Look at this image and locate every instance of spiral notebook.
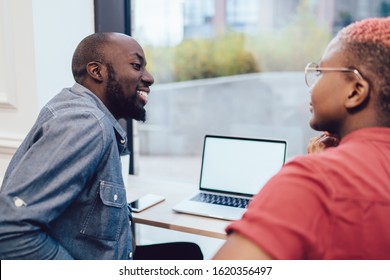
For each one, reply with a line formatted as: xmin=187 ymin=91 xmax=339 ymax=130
xmin=173 ymin=135 xmax=287 ymax=220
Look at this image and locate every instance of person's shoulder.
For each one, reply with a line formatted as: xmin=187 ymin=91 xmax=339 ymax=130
xmin=284 ymin=148 xmax=344 ymax=173
xmin=45 ymin=87 xmax=106 ymax=121
xmin=285 ymin=152 xmax=328 ymax=166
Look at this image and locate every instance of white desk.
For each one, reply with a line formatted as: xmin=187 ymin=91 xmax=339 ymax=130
xmin=125 ymin=175 xmax=230 ymax=240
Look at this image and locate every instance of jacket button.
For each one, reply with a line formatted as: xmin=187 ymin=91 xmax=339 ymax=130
xmin=14 ymin=197 xmax=26 ymax=207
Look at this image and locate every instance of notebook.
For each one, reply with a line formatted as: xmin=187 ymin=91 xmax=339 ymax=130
xmin=172 ymin=134 xmax=287 ymax=220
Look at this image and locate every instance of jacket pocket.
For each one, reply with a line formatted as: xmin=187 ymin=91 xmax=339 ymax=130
xmin=81 ymin=180 xmax=127 ymax=241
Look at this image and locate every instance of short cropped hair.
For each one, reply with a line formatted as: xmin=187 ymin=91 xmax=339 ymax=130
xmin=71 ymin=33 xmax=111 ymax=83
xmin=337 ymin=17 xmax=390 ymax=120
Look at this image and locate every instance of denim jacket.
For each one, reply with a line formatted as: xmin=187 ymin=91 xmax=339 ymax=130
xmin=0 ymin=83 xmax=134 ymax=259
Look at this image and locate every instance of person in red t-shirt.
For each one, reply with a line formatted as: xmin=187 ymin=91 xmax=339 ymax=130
xmin=213 ymin=17 xmax=390 ymax=260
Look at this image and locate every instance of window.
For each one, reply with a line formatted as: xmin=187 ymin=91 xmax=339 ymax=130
xmin=226 ymin=0 xmax=259 ymax=32
xmin=131 ymin=0 xmax=390 ymax=183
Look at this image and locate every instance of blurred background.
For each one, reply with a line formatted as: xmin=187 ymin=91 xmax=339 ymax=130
xmin=130 ymin=0 xmax=390 ymax=183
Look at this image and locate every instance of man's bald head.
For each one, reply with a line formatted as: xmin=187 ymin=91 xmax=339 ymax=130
xmin=71 ymin=32 xmax=112 ymax=84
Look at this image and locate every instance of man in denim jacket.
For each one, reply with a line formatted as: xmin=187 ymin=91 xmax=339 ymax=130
xmin=0 ymin=33 xmax=154 ymax=259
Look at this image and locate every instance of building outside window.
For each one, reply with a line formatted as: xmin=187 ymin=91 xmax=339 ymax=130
xmin=131 ymin=0 xmax=390 ymax=183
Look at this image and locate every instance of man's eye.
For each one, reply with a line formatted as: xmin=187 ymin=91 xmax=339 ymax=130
xmin=315 ymin=69 xmax=321 ymax=77
xmin=131 ymin=63 xmax=141 ymax=70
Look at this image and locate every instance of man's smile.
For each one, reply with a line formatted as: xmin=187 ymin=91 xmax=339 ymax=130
xmin=137 ymin=90 xmax=149 ymax=105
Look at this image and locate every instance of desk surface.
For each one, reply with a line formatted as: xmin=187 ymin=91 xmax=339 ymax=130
xmin=125 ymin=175 xmax=230 ymax=239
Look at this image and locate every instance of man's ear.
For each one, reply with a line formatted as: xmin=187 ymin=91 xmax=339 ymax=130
xmin=86 ymin=61 xmax=105 ymax=82
xmin=345 ymin=79 xmax=370 ymax=109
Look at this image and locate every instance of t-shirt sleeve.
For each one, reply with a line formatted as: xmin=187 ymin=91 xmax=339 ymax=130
xmin=226 ymin=157 xmax=332 ymax=259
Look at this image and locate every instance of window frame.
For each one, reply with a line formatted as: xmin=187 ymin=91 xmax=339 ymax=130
xmin=94 ymin=0 xmax=135 ymax=174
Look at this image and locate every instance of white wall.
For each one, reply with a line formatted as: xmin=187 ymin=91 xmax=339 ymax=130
xmin=0 ymin=0 xmax=95 ymax=178
xmin=32 ymin=0 xmax=95 ymax=108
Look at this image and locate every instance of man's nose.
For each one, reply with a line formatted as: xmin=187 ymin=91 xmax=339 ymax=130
xmin=142 ymin=69 xmax=154 ymax=86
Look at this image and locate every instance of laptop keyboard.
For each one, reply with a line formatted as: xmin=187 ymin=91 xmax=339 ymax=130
xmin=191 ymin=193 xmax=250 ymax=209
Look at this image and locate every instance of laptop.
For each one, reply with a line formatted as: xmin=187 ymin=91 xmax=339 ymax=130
xmin=172 ymin=135 xmax=287 ymax=220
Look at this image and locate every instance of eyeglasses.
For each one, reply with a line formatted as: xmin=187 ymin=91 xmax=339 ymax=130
xmin=304 ymin=62 xmax=365 ymax=88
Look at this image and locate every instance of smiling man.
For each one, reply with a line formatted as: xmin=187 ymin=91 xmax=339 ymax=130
xmin=0 ymin=33 xmax=153 ymax=259
xmin=72 ymin=32 xmax=153 ymax=121
xmin=213 ymin=17 xmax=390 ymax=260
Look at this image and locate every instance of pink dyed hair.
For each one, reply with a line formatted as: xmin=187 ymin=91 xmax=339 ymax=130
xmin=338 ymin=17 xmax=390 ymax=47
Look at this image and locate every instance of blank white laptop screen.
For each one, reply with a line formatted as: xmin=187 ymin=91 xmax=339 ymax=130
xmin=200 ymin=135 xmax=287 ymax=196
xmin=172 ymin=135 xmax=287 ymax=220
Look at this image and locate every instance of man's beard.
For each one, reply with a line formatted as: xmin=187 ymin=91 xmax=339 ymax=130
xmin=106 ymin=64 xmax=146 ymax=121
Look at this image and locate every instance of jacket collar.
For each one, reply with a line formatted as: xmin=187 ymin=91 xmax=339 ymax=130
xmin=71 ymin=83 xmax=128 ymax=143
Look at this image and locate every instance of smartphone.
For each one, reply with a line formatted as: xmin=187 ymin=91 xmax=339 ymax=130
xmin=129 ymin=194 xmax=165 ymax=212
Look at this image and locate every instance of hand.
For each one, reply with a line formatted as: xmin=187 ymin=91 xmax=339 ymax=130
xmin=307 ymin=131 xmax=339 ymax=154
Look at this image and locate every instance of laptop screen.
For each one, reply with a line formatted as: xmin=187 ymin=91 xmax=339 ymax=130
xmin=199 ymin=135 xmax=287 ymax=197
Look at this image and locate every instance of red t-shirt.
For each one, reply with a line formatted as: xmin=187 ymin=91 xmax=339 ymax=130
xmin=227 ymin=127 xmax=390 ymax=259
